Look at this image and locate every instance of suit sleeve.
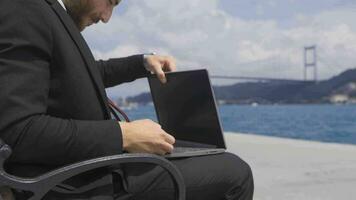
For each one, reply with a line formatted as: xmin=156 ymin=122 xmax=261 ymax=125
xmin=0 ymin=1 xmax=122 ymax=166
xmin=96 ymin=56 xmax=150 ymax=88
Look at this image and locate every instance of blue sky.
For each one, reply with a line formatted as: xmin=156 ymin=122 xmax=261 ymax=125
xmin=83 ymin=0 xmax=356 ymax=98
xmin=220 ymin=0 xmax=348 ymax=22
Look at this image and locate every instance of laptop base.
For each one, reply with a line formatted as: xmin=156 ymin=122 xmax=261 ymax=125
xmin=164 ymin=148 xmax=225 ymax=159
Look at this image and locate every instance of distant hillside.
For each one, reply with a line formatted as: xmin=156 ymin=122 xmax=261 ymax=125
xmin=214 ymin=68 xmax=356 ymax=104
xmin=126 ymin=92 xmax=152 ymax=104
xmin=294 ymin=69 xmax=356 ymax=101
xmin=213 ymin=81 xmax=312 ymax=104
xmin=125 ymin=68 xmax=356 ymax=104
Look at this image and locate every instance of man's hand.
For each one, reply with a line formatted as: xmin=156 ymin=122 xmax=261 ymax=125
xmin=144 ymin=55 xmax=176 ymax=83
xmin=119 ymin=119 xmax=176 ymax=155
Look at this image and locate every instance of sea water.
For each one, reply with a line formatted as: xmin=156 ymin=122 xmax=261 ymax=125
xmin=124 ymin=104 xmax=356 ymax=145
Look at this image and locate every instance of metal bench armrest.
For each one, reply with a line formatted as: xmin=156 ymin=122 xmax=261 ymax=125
xmin=0 ymin=144 xmax=185 ymax=200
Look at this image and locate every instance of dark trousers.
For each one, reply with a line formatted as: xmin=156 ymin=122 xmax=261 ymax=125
xmin=118 ymin=152 xmax=254 ymax=200
xmin=29 ymin=152 xmax=253 ymax=200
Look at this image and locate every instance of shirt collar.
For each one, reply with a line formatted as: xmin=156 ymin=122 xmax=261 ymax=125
xmin=57 ymin=0 xmax=67 ymax=11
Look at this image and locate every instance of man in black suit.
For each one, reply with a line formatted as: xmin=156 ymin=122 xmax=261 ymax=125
xmin=0 ymin=0 xmax=254 ymax=199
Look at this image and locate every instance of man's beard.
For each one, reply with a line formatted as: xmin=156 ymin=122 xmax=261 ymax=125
xmin=63 ymin=0 xmax=93 ymax=31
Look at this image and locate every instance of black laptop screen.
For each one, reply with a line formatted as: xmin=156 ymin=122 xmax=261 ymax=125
xmin=148 ymin=69 xmax=225 ymax=148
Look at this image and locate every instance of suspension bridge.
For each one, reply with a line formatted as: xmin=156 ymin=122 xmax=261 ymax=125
xmin=209 ymin=46 xmax=342 ymax=84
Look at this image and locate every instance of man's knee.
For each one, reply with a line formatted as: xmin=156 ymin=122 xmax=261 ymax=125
xmin=221 ymin=153 xmax=254 ymax=200
xmin=221 ymin=152 xmax=253 ymax=185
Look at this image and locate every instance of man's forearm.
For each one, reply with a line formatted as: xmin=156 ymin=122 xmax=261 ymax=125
xmin=96 ymin=55 xmax=149 ymax=88
xmin=3 ymin=115 xmax=122 ymax=166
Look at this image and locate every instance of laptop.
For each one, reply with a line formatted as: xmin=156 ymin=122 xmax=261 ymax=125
xmin=148 ymin=69 xmax=227 ymax=158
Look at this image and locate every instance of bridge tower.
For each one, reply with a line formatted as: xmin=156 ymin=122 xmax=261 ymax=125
xmin=304 ymin=45 xmax=318 ymax=82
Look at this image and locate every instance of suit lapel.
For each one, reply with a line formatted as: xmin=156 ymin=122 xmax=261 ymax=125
xmin=45 ymin=0 xmax=111 ymax=118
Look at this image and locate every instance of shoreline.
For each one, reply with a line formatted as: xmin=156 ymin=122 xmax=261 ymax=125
xmin=224 ymin=132 xmax=356 ymax=200
xmin=227 ymin=132 xmax=356 ymax=147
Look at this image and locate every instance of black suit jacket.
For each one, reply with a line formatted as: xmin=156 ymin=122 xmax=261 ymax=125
xmin=0 ymin=0 xmax=148 ymax=176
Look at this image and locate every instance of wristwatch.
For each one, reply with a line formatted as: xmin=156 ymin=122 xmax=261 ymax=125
xmin=143 ymin=52 xmax=156 ymax=59
xmin=143 ymin=52 xmax=156 ymax=71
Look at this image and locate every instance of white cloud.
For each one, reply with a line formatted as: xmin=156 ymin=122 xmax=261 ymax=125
xmin=92 ymin=45 xmax=140 ymax=60
xmin=83 ymin=0 xmax=356 ymax=97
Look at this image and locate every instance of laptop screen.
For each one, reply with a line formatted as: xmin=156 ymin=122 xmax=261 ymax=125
xmin=148 ymin=69 xmax=226 ymax=148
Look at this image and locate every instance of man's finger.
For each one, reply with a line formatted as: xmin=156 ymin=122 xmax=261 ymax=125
xmin=158 ymin=72 xmax=167 ymax=84
xmin=163 ymin=56 xmax=176 ymax=72
xmin=154 ymin=142 xmax=173 ymax=155
xmin=151 ymin=62 xmax=167 ymax=83
xmin=160 ymin=142 xmax=174 ymax=154
xmin=163 ymin=133 xmax=176 ymax=145
xmin=153 ymin=66 xmax=167 ymax=84
xmin=154 ymin=149 xmax=166 ymax=156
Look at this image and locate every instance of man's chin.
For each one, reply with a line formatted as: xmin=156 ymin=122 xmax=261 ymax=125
xmin=78 ymin=22 xmax=88 ymax=32
xmin=79 ymin=26 xmax=86 ymax=31
xmin=79 ymin=23 xmax=94 ymax=31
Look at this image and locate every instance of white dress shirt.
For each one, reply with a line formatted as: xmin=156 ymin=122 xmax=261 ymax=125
xmin=57 ymin=0 xmax=67 ymax=11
